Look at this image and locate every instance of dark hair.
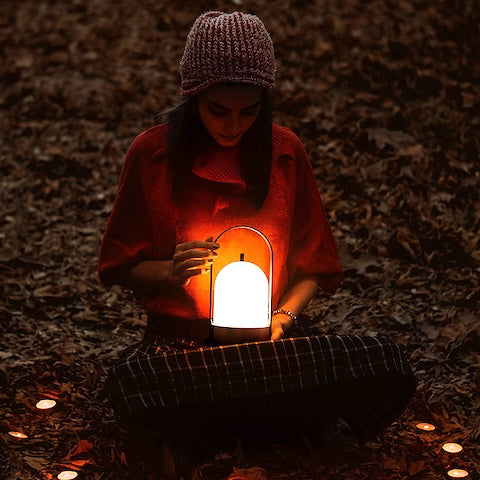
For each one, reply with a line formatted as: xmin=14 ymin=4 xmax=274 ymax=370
xmin=159 ymin=87 xmax=273 ymax=210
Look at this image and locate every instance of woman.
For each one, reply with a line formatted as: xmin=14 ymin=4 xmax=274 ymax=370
xmin=99 ymin=11 xmax=415 ymax=480
xmin=99 ymin=11 xmax=343 ymax=343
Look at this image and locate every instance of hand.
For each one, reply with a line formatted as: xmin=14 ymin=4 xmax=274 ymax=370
xmin=172 ymin=237 xmax=219 ymax=286
xmin=270 ymin=313 xmax=293 ymax=340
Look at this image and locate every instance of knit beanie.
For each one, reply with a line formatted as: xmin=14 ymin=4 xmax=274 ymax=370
xmin=180 ymin=11 xmax=275 ymax=96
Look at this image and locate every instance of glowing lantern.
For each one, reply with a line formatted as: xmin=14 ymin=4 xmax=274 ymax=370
xmin=210 ymin=226 xmax=272 ymax=344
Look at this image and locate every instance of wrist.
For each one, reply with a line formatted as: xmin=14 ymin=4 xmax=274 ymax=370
xmin=272 ymin=308 xmax=297 ymax=323
xmin=271 ymin=309 xmax=296 ymax=340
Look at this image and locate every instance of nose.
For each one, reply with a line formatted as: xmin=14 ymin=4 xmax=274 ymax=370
xmin=224 ymin=113 xmax=241 ymax=136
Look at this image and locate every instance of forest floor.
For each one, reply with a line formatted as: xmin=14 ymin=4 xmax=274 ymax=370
xmin=1 ymin=1 xmax=479 ymax=479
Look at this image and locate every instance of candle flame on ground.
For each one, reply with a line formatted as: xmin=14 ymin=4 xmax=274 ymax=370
xmin=8 ymin=431 xmax=28 ymax=439
xmin=36 ymin=399 xmax=56 ymax=410
xmin=442 ymin=443 xmax=463 ymax=453
xmin=415 ymin=422 xmax=436 ymax=431
xmin=57 ymin=471 xmax=78 ymax=480
xmin=447 ymin=469 xmax=469 ymax=478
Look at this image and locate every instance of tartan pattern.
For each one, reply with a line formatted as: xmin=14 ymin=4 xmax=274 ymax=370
xmin=106 ymin=334 xmax=416 ymax=440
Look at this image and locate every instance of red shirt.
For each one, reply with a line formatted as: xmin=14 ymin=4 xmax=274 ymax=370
xmin=99 ymin=123 xmax=342 ymax=338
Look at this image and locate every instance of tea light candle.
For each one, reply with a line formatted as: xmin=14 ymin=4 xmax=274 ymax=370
xmin=447 ymin=469 xmax=469 ymax=478
xmin=57 ymin=471 xmax=78 ymax=480
xmin=36 ymin=399 xmax=56 ymax=410
xmin=8 ymin=431 xmax=28 ymax=439
xmin=442 ymin=443 xmax=463 ymax=454
xmin=415 ymin=422 xmax=436 ymax=432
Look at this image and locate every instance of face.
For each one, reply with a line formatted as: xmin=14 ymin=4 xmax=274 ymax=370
xmin=197 ymin=84 xmax=262 ymax=147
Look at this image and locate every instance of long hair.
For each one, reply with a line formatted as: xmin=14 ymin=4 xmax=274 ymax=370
xmin=160 ymin=88 xmax=273 ymax=210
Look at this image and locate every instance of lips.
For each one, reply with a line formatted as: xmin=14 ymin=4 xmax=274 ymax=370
xmin=219 ymin=133 xmax=240 ymax=142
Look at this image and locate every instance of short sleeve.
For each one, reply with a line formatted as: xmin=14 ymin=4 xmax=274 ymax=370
xmin=287 ymin=137 xmax=343 ymax=293
xmin=98 ymin=134 xmax=156 ymax=287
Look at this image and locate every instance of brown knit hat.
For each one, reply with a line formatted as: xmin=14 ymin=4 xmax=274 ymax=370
xmin=180 ymin=11 xmax=275 ymax=96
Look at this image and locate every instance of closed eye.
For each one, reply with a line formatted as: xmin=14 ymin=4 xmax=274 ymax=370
xmin=209 ymin=106 xmax=227 ymax=116
xmin=241 ymin=106 xmax=260 ymax=116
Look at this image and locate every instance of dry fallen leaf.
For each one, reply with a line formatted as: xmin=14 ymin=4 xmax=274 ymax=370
xmin=2 ymin=1 xmax=478 ymax=480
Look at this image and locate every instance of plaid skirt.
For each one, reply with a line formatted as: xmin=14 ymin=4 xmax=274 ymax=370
xmin=105 ymin=320 xmax=416 ymax=443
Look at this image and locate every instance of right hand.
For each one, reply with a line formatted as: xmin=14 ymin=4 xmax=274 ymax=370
xmin=171 ymin=237 xmax=219 ymax=286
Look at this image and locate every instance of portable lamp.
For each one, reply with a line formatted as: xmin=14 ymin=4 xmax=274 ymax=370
xmin=210 ymin=226 xmax=273 ymax=344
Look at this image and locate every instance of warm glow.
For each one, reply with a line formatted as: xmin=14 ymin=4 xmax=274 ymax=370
xmin=8 ymin=431 xmax=28 ymax=439
xmin=447 ymin=469 xmax=469 ymax=478
xmin=213 ymin=256 xmax=270 ymax=328
xmin=36 ymin=399 xmax=57 ymax=410
xmin=57 ymin=472 xmax=78 ymax=480
xmin=415 ymin=422 xmax=436 ymax=431
xmin=442 ymin=443 xmax=463 ymax=453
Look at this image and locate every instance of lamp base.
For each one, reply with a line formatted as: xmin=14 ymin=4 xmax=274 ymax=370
xmin=212 ymin=326 xmax=271 ymax=345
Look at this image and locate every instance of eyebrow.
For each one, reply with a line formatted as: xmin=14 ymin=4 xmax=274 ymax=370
xmin=208 ymin=99 xmax=261 ymax=111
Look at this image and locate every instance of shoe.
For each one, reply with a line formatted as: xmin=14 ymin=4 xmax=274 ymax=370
xmin=227 ymin=466 xmax=271 ymax=480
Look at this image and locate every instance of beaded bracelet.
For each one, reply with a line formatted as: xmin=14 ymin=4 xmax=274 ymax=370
xmin=272 ymin=308 xmax=297 ymax=322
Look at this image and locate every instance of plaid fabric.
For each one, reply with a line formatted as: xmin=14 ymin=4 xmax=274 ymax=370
xmin=106 ymin=333 xmax=416 ymax=441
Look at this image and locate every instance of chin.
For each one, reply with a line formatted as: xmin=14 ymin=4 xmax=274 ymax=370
xmin=216 ymin=134 xmax=242 ymax=146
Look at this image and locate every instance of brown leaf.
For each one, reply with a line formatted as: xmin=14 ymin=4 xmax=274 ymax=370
xmin=23 ymin=455 xmax=48 ymax=471
xmin=64 ymin=439 xmax=94 ymax=460
xmin=2 ymin=1 xmax=479 ymax=479
xmin=408 ymin=459 xmax=427 ymax=476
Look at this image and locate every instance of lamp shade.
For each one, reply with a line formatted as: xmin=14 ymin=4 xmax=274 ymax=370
xmin=213 ymin=253 xmax=270 ymax=328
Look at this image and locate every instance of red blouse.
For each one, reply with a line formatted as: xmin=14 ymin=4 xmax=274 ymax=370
xmin=98 ymin=123 xmax=342 ymax=339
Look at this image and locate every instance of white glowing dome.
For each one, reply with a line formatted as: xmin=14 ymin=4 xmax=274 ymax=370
xmin=213 ymin=254 xmax=270 ymax=328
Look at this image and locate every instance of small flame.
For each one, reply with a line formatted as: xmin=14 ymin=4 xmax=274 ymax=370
xmin=447 ymin=469 xmax=469 ymax=478
xmin=442 ymin=443 xmax=463 ymax=454
xmin=8 ymin=431 xmax=28 ymax=439
xmin=36 ymin=399 xmax=56 ymax=410
xmin=57 ymin=471 xmax=78 ymax=480
xmin=415 ymin=422 xmax=435 ymax=431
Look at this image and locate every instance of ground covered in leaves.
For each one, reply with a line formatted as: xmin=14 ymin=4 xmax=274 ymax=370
xmin=1 ymin=0 xmax=479 ymax=479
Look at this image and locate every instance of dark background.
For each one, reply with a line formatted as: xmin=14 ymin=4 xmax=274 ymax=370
xmin=1 ymin=1 xmax=479 ymax=478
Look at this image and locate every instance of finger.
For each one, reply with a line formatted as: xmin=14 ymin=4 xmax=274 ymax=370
xmin=174 ymin=249 xmax=216 ymax=263
xmin=175 ymin=258 xmax=212 ymax=274
xmin=179 ymin=268 xmax=203 ymax=286
xmin=185 ymin=259 xmax=213 ymax=271
xmin=177 ymin=240 xmax=220 ymax=252
xmin=179 ymin=264 xmax=212 ymax=284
